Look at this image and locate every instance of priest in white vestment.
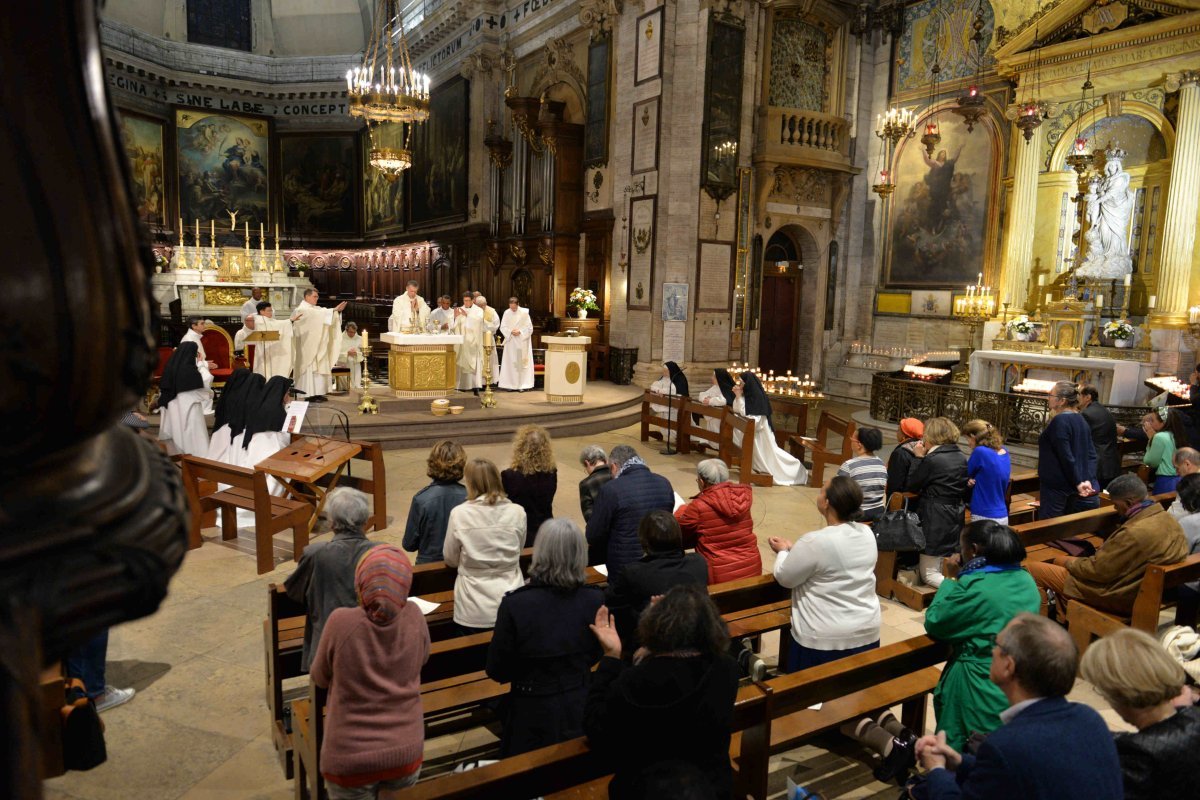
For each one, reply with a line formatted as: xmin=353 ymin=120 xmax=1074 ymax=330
xmin=474 ymin=296 xmax=501 ymax=384
xmin=732 ymin=372 xmax=807 ymax=486
xmin=337 ymin=321 xmax=364 ymax=389
xmin=157 ymin=341 xmax=211 ymax=456
xmin=498 ymin=297 xmax=534 ymax=391
xmin=181 ymin=317 xmax=217 ymax=415
xmin=292 ymin=289 xmax=346 ymax=398
xmin=389 ymin=280 xmax=431 ymax=332
xmin=453 ymin=293 xmax=484 ymax=391
xmin=249 ymin=303 xmax=296 ymax=381
xmin=429 ymin=295 xmax=454 ymax=332
xmin=234 ymin=314 xmax=253 ymax=353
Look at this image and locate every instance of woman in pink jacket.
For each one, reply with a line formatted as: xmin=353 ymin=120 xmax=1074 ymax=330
xmin=675 ymin=458 xmax=762 ymax=583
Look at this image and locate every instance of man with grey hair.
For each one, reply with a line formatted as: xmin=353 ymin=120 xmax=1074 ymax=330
xmin=585 ymin=445 xmax=674 ymax=576
xmin=578 ymin=444 xmax=612 ymax=522
xmin=1169 ymin=447 xmax=1200 ymax=519
xmin=675 ymin=458 xmax=760 ymax=582
xmin=915 ymin=612 xmax=1122 ymax=799
xmin=1027 ymin=472 xmax=1188 ymax=618
xmin=284 ymin=487 xmax=378 ymax=670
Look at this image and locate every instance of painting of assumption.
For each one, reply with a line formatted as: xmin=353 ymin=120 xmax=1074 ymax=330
xmin=119 ymin=113 xmax=166 ymax=228
xmin=175 ymin=109 xmax=269 ymax=226
xmin=409 ymin=77 xmax=468 ymax=227
xmin=280 ymin=135 xmax=357 ymax=235
xmin=888 ymin=113 xmax=993 ymax=286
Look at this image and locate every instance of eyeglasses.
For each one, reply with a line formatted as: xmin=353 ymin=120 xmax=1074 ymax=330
xmin=989 ymin=633 xmax=1008 ymax=653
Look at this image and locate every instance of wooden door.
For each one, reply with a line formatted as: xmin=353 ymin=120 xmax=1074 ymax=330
xmin=759 ymin=274 xmax=798 ymax=373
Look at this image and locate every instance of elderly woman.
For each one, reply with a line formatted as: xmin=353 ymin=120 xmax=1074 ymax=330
xmin=310 ymin=545 xmax=431 ymax=798
xmin=1080 ymin=628 xmax=1200 ymax=800
xmin=577 ymin=444 xmax=612 ymax=522
xmin=585 ymin=584 xmax=739 ymax=799
xmin=501 ymin=424 xmax=558 ymax=545
xmin=768 ymin=476 xmax=880 ymax=671
xmin=886 ymin=417 xmax=924 ymax=497
xmin=444 ymin=458 xmax=526 ymax=634
xmin=284 ymin=487 xmax=379 ymax=672
xmin=904 ymin=416 xmax=969 ymax=588
xmin=402 ymin=440 xmax=468 ymax=564
xmin=923 ymin=520 xmax=1041 ymax=751
xmin=675 ymin=458 xmax=761 ymax=583
xmin=486 ymin=519 xmax=604 ymax=756
xmin=1038 ymin=381 xmax=1099 ymax=518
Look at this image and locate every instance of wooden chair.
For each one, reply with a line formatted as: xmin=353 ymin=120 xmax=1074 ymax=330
xmin=200 ymin=324 xmax=236 ymax=390
xmin=180 ymin=456 xmax=314 ymax=574
xmin=720 ymin=413 xmax=773 ymax=487
xmin=786 ymin=411 xmax=856 ymax=488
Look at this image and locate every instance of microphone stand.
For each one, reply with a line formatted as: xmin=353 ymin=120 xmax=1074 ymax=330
xmin=663 ymin=380 xmax=677 ymax=455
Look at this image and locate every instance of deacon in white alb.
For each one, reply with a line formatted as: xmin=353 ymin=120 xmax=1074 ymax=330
xmin=292 ymin=288 xmax=346 ymax=398
xmin=452 ymin=292 xmax=484 ymax=392
xmin=239 ymin=287 xmax=264 ymax=322
xmin=234 ymin=314 xmax=254 ymax=353
xmin=248 ymin=302 xmax=297 ymax=380
xmin=429 ymin=295 xmax=454 ymax=332
xmin=474 ymin=295 xmax=501 ymax=384
xmin=180 ymin=317 xmax=217 ymax=415
xmin=389 ymin=280 xmax=431 ymax=332
xmin=337 ymin=321 xmax=364 ymax=389
xmin=498 ymin=297 xmax=534 ymax=391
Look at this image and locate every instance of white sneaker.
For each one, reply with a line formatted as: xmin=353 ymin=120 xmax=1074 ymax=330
xmin=95 ymin=686 xmax=135 ymax=712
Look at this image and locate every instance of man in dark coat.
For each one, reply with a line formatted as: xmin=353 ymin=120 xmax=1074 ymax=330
xmin=1078 ymin=384 xmax=1120 ymax=489
xmin=578 ymin=444 xmax=613 ymax=522
xmin=585 ymin=445 xmax=675 ymax=577
xmin=915 ymin=612 xmax=1122 ymax=800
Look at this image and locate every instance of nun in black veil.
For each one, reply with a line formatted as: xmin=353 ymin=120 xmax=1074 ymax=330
xmin=733 ymin=372 xmax=808 ymax=486
xmin=157 ymin=341 xmax=211 ymax=456
xmin=206 ymin=368 xmax=260 ymax=464
xmin=697 ymin=368 xmax=736 ymax=434
xmin=649 ymin=361 xmax=690 ymax=441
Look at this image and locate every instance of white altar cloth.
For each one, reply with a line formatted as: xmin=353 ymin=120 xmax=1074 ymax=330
xmin=380 ymin=332 xmax=464 ymax=345
xmin=969 ymin=349 xmax=1152 ymax=405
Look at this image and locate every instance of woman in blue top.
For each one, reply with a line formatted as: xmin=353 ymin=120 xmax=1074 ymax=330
xmin=962 ymin=419 xmax=1011 ymax=524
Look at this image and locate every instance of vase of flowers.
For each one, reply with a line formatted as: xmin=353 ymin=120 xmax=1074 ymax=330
xmin=1008 ymin=316 xmax=1037 ymax=341
xmin=568 ymin=287 xmax=599 ymax=319
xmin=1103 ymin=319 xmax=1136 ymax=348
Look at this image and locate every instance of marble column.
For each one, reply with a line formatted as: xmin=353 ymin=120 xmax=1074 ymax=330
xmin=999 ymin=122 xmax=1042 ymax=312
xmin=1153 ymin=72 xmax=1200 ymax=327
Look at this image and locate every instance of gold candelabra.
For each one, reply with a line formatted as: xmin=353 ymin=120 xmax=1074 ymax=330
xmin=357 ymin=343 xmax=379 ymax=414
xmin=480 ymin=339 xmax=497 ymax=408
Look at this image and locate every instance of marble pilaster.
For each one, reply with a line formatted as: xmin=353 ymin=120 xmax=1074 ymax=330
xmin=999 ymin=122 xmax=1042 ymax=312
xmin=1152 ymin=72 xmax=1200 ymax=327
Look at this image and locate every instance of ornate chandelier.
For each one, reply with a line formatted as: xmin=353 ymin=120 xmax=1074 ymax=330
xmin=872 ymin=107 xmax=915 ymax=199
xmin=952 ymin=0 xmax=988 ymax=132
xmin=347 ymin=0 xmax=431 ymax=175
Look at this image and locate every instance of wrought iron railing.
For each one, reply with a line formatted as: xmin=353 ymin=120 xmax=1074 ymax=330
xmin=870 ymin=375 xmax=1150 ymax=446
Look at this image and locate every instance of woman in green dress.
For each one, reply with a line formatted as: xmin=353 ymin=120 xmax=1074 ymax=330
xmin=924 ymin=519 xmax=1042 ymax=751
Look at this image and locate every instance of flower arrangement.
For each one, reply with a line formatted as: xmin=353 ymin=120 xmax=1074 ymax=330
xmin=1007 ymin=315 xmax=1036 ymax=335
xmin=568 ymin=287 xmax=599 ymax=312
xmin=1103 ymin=319 xmax=1135 ymax=340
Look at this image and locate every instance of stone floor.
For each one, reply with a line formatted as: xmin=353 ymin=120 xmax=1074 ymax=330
xmin=43 ymin=410 xmax=1133 ymax=800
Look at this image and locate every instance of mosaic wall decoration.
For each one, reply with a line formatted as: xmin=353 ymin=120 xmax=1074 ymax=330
xmin=895 ymin=0 xmax=994 ymax=95
xmin=768 ymin=18 xmax=828 ymax=111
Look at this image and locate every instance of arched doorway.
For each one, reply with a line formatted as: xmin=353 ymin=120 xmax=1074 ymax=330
xmin=758 ymin=227 xmax=811 ymax=373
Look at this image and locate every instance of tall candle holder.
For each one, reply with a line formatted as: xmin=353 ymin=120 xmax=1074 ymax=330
xmin=357 ymin=342 xmax=379 ymax=414
xmin=480 ymin=339 xmax=498 ymax=408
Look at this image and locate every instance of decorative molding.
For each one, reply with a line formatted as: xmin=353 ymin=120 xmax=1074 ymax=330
xmin=459 ymin=51 xmax=495 ymax=81
xmin=578 ymin=0 xmax=624 ymax=37
xmin=530 ymin=37 xmax=586 ymax=98
xmin=1164 ymin=69 xmax=1200 ymax=92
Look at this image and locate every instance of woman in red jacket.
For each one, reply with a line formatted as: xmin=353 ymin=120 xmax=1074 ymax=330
xmin=675 ymin=458 xmax=762 ymax=583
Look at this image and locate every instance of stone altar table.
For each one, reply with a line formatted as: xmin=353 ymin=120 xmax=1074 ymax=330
xmin=969 ymin=349 xmax=1156 ymax=405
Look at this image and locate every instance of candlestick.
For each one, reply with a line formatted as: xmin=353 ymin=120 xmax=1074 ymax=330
xmin=977 ymin=272 xmax=982 ymax=286
xmin=1095 ymin=294 xmax=1103 ymax=309
xmin=211 ymin=220 xmax=216 ymax=247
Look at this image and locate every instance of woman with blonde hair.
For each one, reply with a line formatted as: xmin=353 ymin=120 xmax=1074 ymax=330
xmin=444 ymin=458 xmax=526 ymax=634
xmin=961 ymin=419 xmax=1011 ymax=524
xmin=904 ymin=416 xmax=968 ymax=588
xmin=502 ymin=424 xmax=559 ymax=546
xmin=1079 ymin=628 xmax=1200 ymax=799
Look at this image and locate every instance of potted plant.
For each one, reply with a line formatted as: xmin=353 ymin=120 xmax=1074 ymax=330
xmin=567 ymin=287 xmax=599 ymax=319
xmin=1103 ymin=319 xmax=1136 ymax=348
xmin=1007 ymin=315 xmax=1037 ymax=341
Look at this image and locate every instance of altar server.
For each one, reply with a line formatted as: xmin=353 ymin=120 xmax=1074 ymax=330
xmin=337 ymin=321 xmax=364 ymax=389
xmin=453 ymin=292 xmax=484 ymax=393
xmin=157 ymin=341 xmax=211 ymax=457
xmin=206 ymin=368 xmax=255 ymax=463
xmin=292 ymin=288 xmax=346 ymax=399
xmin=498 ymin=298 xmax=534 ymax=391
xmin=239 ymin=287 xmax=263 ymax=322
xmin=429 ymin=295 xmax=454 ymax=332
xmin=733 ymin=372 xmax=807 ymax=486
xmin=389 ymin=280 xmax=430 ymax=332
xmin=249 ymin=302 xmax=296 ymax=381
xmin=698 ymin=368 xmax=736 ymax=434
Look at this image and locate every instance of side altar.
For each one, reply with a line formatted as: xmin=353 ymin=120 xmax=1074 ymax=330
xmin=380 ymin=332 xmax=462 ymax=398
xmin=152 ymin=246 xmax=313 ymax=320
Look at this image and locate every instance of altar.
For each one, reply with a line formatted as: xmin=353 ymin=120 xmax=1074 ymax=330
xmin=380 ymin=332 xmax=462 ymax=398
xmin=151 ymin=269 xmax=312 ymax=320
xmin=969 ymin=349 xmax=1156 ymax=406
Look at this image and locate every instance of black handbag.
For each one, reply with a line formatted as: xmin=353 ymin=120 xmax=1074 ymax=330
xmin=873 ymin=495 xmax=926 ymax=552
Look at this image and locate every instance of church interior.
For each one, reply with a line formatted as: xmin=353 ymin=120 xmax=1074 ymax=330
xmin=8 ymin=0 xmax=1200 ymax=798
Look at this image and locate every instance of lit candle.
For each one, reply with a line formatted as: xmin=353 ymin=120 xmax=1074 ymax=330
xmin=362 ymin=329 xmax=368 ymax=350
xmin=211 ymin=219 xmax=215 ymax=245
xmin=178 ymin=217 xmax=183 ymax=233
xmin=1123 ymin=274 xmax=1131 ymax=288
xmin=1037 ymin=274 xmax=1045 ymax=286
xmin=1149 ymin=295 xmax=1157 ymax=309
xmin=195 ymin=219 xmax=200 ymax=246
xmin=977 ymin=272 xmax=983 ymax=286
xmin=1045 ymin=292 xmax=1052 ymax=305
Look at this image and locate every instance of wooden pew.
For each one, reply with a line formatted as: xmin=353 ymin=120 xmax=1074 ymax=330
xmin=680 ymin=399 xmax=726 ymax=454
xmin=872 ymin=493 xmax=936 ymax=612
xmin=372 ymin=635 xmax=949 ymax=800
xmin=1068 ymin=554 xmax=1200 ymax=654
xmin=181 ymin=455 xmax=314 ymax=574
xmin=786 ymin=411 xmax=856 ymax=488
xmin=265 ymin=584 xmax=306 ymax=778
xmin=720 ymin=413 xmax=774 ymax=487
xmin=639 ymin=390 xmax=692 ymax=452
xmin=1007 ymin=468 xmax=1040 ymax=525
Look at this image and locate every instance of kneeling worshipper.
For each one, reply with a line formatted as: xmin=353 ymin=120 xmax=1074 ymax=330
xmin=206 ymin=369 xmax=262 ymax=464
xmin=734 ymin=372 xmax=808 ymax=486
xmin=249 ymin=302 xmax=296 ymax=381
xmin=498 ymin=297 xmax=534 ymax=391
xmin=649 ymin=362 xmax=690 ymax=441
xmin=337 ymin=321 xmax=363 ymax=389
xmin=698 ymin=368 xmax=736 ymax=435
xmin=238 ymin=376 xmax=293 ymax=497
xmin=157 ymin=341 xmax=211 ymax=457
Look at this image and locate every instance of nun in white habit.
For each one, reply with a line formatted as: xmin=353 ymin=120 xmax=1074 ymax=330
xmin=732 ymin=371 xmax=808 ymax=486
xmin=157 ymin=341 xmax=212 ymax=457
xmin=206 ymin=369 xmax=261 ymax=464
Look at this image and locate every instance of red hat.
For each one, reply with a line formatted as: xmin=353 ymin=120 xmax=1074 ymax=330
xmin=899 ymin=418 xmax=925 ymax=440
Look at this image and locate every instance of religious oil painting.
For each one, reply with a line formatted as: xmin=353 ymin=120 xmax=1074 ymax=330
xmin=409 ymin=76 xmax=469 ymax=227
xmin=887 ymin=111 xmax=996 ymax=287
xmin=280 ymin=134 xmax=357 ymax=235
xmin=364 ymin=125 xmax=405 ymax=233
xmin=175 ymin=109 xmax=269 ymax=227
xmin=119 ymin=112 xmax=167 ymax=228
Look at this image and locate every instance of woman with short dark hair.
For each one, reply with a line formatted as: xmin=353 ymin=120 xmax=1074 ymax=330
xmin=768 ymin=476 xmax=881 ymax=672
xmin=402 ymin=440 xmax=468 ymax=564
xmin=585 ymin=584 xmax=739 ymax=798
xmin=922 ymin=520 xmax=1041 ymax=751
xmin=486 ymin=519 xmax=604 ymax=756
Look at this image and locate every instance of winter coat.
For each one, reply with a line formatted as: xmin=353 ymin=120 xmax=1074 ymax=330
xmin=443 ymin=498 xmax=526 ymax=628
xmin=675 ymin=481 xmax=762 ymax=583
xmin=605 ymin=551 xmax=708 ymax=652
xmin=904 ymin=445 xmax=968 ymax=557
xmin=579 ymin=467 xmax=613 ymax=522
xmin=584 ymin=463 xmax=675 ymax=578
xmin=1115 ymin=706 xmax=1200 ymax=800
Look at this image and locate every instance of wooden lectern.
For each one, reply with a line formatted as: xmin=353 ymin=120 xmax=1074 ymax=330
xmin=245 ymin=329 xmax=281 ymax=378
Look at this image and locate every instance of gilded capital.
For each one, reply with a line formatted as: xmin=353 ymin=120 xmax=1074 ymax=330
xmin=1164 ymin=70 xmax=1200 ymax=93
